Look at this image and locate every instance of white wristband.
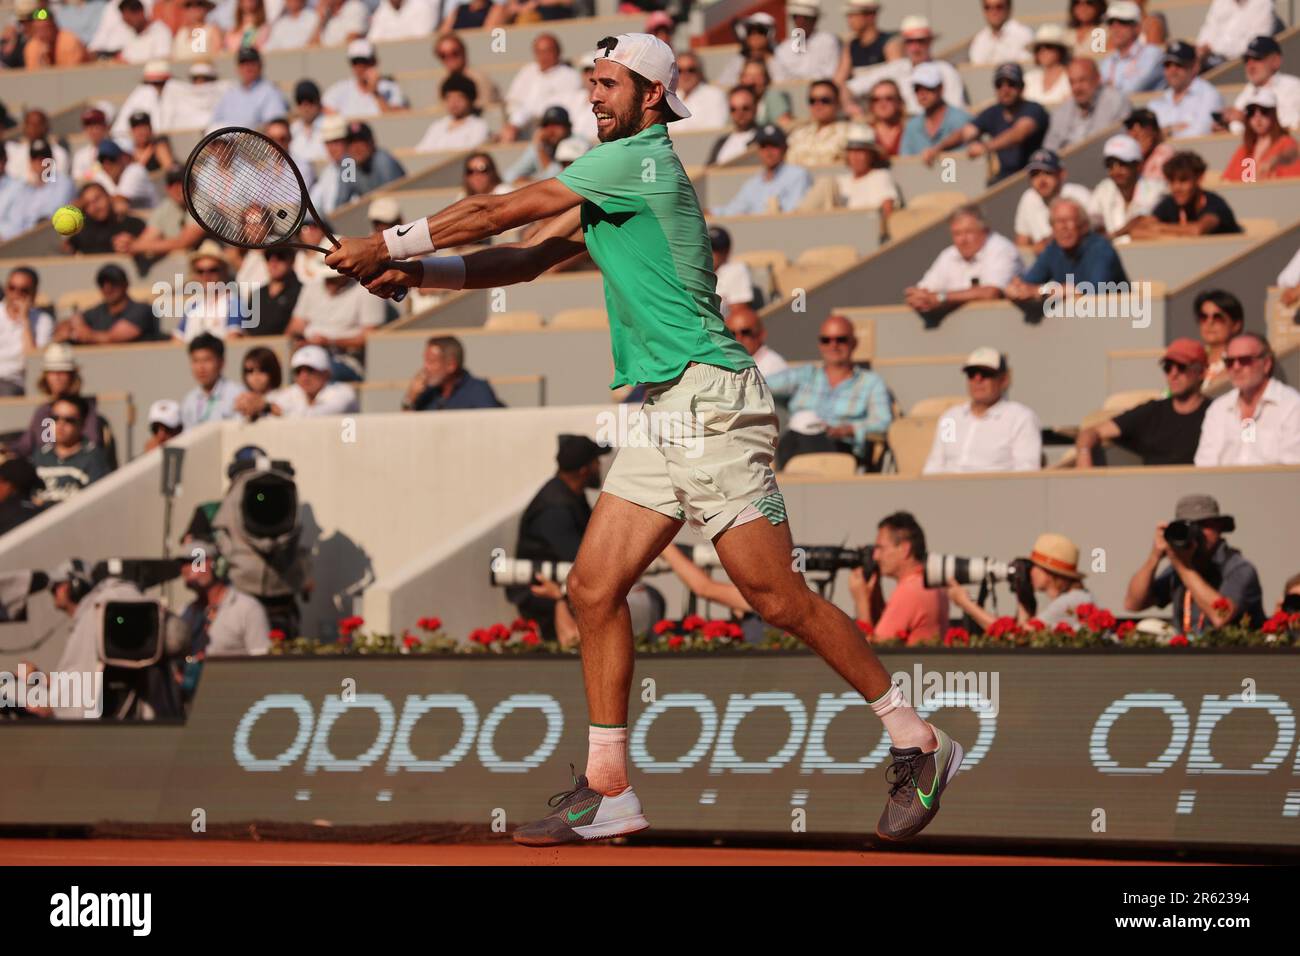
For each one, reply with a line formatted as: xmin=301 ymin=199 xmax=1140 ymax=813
xmin=383 ymin=219 xmax=435 ymax=260
xmin=418 ymin=255 xmax=466 ymax=291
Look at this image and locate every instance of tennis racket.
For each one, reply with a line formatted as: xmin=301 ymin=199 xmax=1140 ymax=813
xmin=183 ymin=125 xmax=406 ymax=301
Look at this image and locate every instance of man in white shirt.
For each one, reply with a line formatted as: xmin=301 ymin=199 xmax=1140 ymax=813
xmin=263 ymin=0 xmax=318 ymax=51
xmin=89 ymin=0 xmax=154 ymax=56
xmin=258 ymin=345 xmax=360 ymax=418
xmin=709 ymin=225 xmax=754 ymax=308
xmin=290 ymin=80 xmax=327 ymax=163
xmin=501 ymin=33 xmax=582 ymax=140
xmin=71 ymin=108 xmax=119 ymax=184
xmin=286 ymin=273 xmax=387 ymax=381
xmin=180 ymin=333 xmax=247 ymax=427
xmin=905 ymin=205 xmax=1022 ymax=318
xmin=415 ymin=73 xmax=490 ymax=153
xmin=1088 ymin=134 xmax=1166 ymax=240
xmin=318 ymin=0 xmax=370 ymax=47
xmin=159 ymin=60 xmax=228 ymax=134
xmin=773 ymin=0 xmax=842 ymax=81
xmin=1196 ymin=0 xmax=1276 ymax=66
xmin=114 ymin=0 xmax=171 ymax=64
xmin=1194 ymin=333 xmax=1300 ymax=466
xmin=708 ymin=86 xmax=759 ymax=165
xmin=848 ymin=16 xmax=965 ymax=115
xmin=1150 ymin=41 xmax=1223 ymax=139
xmin=725 ymin=304 xmax=787 ymax=379
xmin=968 ymin=0 xmax=1033 ymax=66
xmin=322 ymin=40 xmax=407 ymax=118
xmin=672 ymin=50 xmax=728 ymax=132
xmin=93 ymin=140 xmax=157 ymax=209
xmin=1225 ymin=36 xmax=1300 ymax=134
xmin=310 ymin=115 xmax=349 ymax=215
xmin=5 ymin=109 xmax=71 ymax=185
xmin=367 ymin=0 xmax=436 ymax=44
xmin=923 ymin=347 xmax=1042 ymax=474
xmin=179 ymin=545 xmax=271 ymax=657
xmin=1014 ymin=148 xmax=1092 ymax=252
xmin=113 ymin=60 xmax=172 ymax=138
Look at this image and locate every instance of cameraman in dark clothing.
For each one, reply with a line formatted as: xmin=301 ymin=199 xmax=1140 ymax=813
xmin=509 ymin=435 xmax=611 ymax=645
xmin=1124 ymin=494 xmax=1265 ymax=634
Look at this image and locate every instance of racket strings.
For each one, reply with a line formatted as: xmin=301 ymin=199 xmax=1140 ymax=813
xmin=188 ymin=131 xmax=305 ymax=248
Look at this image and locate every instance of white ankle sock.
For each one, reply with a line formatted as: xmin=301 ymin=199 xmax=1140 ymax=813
xmin=869 ymin=682 xmax=937 ymax=751
xmin=585 ymin=725 xmax=629 ymax=794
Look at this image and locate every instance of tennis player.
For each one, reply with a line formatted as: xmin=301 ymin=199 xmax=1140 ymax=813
xmin=325 ymin=33 xmax=963 ymax=847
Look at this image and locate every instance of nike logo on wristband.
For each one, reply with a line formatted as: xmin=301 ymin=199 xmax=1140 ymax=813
xmin=396 ymin=225 xmax=414 ymax=237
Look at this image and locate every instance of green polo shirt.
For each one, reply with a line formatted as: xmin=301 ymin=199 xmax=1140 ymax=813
xmin=558 ymin=124 xmax=753 ymax=388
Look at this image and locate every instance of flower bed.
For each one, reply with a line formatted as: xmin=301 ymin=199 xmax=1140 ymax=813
xmin=267 ymin=605 xmax=1300 ymax=656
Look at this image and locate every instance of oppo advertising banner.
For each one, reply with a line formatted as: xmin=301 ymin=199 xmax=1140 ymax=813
xmin=2 ymin=653 xmax=1299 ymax=849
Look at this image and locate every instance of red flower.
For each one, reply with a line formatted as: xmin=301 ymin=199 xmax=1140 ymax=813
xmin=269 ymin=629 xmax=286 ymax=643
xmin=855 ymin=619 xmax=874 ymax=636
xmin=1025 ymin=618 xmax=1046 ymax=632
xmin=521 ymin=631 xmax=541 ymax=646
xmin=1212 ymin=597 xmax=1231 ymax=611
xmin=338 ymin=615 xmax=364 ymax=637
xmin=402 ymin=633 xmax=420 ymax=649
xmin=417 ymin=616 xmax=442 ymax=632
xmin=943 ymin=627 xmax=970 ymax=647
xmin=652 ymin=619 xmax=675 ymax=635
xmin=1262 ymin=614 xmax=1284 ymax=634
xmin=726 ymin=622 xmax=744 ymax=640
xmin=1084 ymin=609 xmax=1117 ymax=632
xmin=681 ymin=614 xmax=706 ymax=631
xmin=489 ymin=623 xmax=510 ymax=641
xmin=1075 ymin=603 xmax=1097 ymax=621
xmin=1116 ymin=620 xmax=1135 ymax=640
xmin=511 ymin=617 xmax=529 ymax=632
xmin=667 ymin=635 xmax=684 ymax=649
xmin=527 ymin=619 xmax=539 ymax=631
xmin=1169 ymin=634 xmax=1189 ymax=647
xmin=469 ymin=628 xmax=490 ymax=645
xmin=702 ymin=620 xmax=732 ymax=639
xmin=1053 ymin=622 xmax=1076 ymax=636
xmin=986 ymin=616 xmax=1020 ymax=639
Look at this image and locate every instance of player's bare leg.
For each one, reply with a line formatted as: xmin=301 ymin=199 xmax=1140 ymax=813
xmin=511 ymin=493 xmax=679 ymax=847
xmin=713 ymin=515 xmax=964 ymax=841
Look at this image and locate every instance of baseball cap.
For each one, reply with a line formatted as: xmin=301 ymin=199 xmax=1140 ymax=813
xmin=1102 ymin=133 xmax=1143 ymax=163
xmin=539 ymin=105 xmax=571 ymax=127
xmin=1163 ymin=337 xmax=1208 ymax=366
xmin=594 ymin=32 xmax=691 ymax=121
xmin=128 ymin=111 xmax=151 ymax=127
xmin=900 ymin=15 xmax=933 ymax=40
xmin=236 ymin=47 xmax=262 ymax=64
xmin=845 ymin=123 xmax=876 ymax=148
xmin=368 ymin=196 xmax=401 ymax=223
xmin=81 ymin=108 xmax=107 ymax=126
xmin=846 ymin=0 xmax=880 ymax=10
xmin=1025 ymin=148 xmax=1062 ymax=174
xmin=294 ymin=79 xmax=321 ymax=103
xmin=290 ymin=344 xmax=331 ymax=373
xmin=911 ymin=61 xmax=944 ymax=90
xmin=1245 ymin=35 xmax=1281 ymax=59
xmin=754 ymin=123 xmax=786 ymax=147
xmin=1174 ymin=493 xmax=1234 ymax=530
xmin=962 ymin=346 xmax=1006 ymax=374
xmin=1163 ymin=40 xmax=1196 ymax=66
xmin=346 ymin=120 xmax=374 ymax=142
xmin=993 ymin=63 xmax=1024 ymax=87
xmin=42 ymin=342 xmax=77 ymax=372
xmin=739 ymin=12 xmax=776 ymax=34
xmin=1033 ymin=23 xmax=1068 ymax=48
xmin=95 ymin=263 xmax=128 ymax=287
xmin=97 ymin=140 xmax=126 ymax=161
xmin=142 ymin=59 xmax=171 ymax=80
xmin=28 ymin=138 xmax=53 ymax=160
xmin=148 ymin=399 xmax=182 ymax=430
xmin=788 ymin=0 xmax=821 ymax=17
xmin=708 ymin=225 xmax=732 ymax=251
xmin=1104 ymin=1 xmax=1142 ymax=23
xmin=347 ymin=39 xmax=376 ymax=62
xmin=1243 ymin=87 xmax=1279 ymax=110
xmin=556 ymin=434 xmax=612 ymax=471
xmin=320 ymin=115 xmax=348 ymax=142
xmin=555 ymin=136 xmax=589 ymax=163
xmin=189 ymin=60 xmax=216 ymax=79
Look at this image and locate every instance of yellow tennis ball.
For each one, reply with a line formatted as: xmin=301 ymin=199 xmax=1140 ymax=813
xmin=52 ymin=205 xmax=85 ymax=237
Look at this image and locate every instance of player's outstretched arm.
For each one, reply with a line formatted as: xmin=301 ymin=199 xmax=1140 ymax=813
xmin=364 ymin=206 xmax=586 ymax=299
xmin=326 ymin=178 xmax=584 ymax=281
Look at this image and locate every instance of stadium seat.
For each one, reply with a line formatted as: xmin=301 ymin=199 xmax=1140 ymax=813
xmin=909 ymin=395 xmax=966 ymax=418
xmin=55 ymin=288 xmax=103 ymax=317
xmin=850 ymin=318 xmax=875 ymax=363
xmin=1239 ymin=218 xmax=1278 ymax=238
xmin=779 ymin=452 xmax=857 ymax=478
xmin=884 ymin=417 xmax=939 ymax=478
xmin=796 ymin=245 xmax=858 ymax=273
xmin=483 ymin=311 xmax=544 ymax=332
xmin=736 ymin=249 xmax=788 ymax=275
xmin=548 ymin=308 xmax=607 ymax=330
xmin=1102 ymin=389 xmax=1164 ymax=414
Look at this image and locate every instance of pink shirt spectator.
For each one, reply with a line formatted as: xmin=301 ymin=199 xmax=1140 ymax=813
xmin=873 ymin=569 xmax=949 ymax=645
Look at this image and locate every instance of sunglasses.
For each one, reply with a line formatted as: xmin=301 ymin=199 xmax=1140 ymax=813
xmin=195 ymin=266 xmax=222 ymax=276
xmin=1104 ymin=157 xmax=1135 ymax=168
xmin=465 ymin=164 xmax=491 ymax=174
xmin=1245 ymin=105 xmax=1275 ymax=118
xmin=733 ymin=327 xmax=759 ymax=338
xmin=6 ymin=283 xmax=34 ymax=294
xmin=819 ymin=335 xmax=851 ymax=345
xmin=1161 ymin=359 xmax=1194 ymax=374
xmin=1198 ymin=309 xmax=1230 ymax=321
xmin=53 ymin=414 xmax=82 ymax=425
xmin=964 ymin=368 xmax=999 ymax=380
xmin=435 ymin=48 xmax=461 ymax=60
xmin=994 ymin=79 xmax=1022 ymax=89
xmin=808 ymin=96 xmax=836 ymax=105
xmin=1223 ymin=354 xmax=1265 ymax=368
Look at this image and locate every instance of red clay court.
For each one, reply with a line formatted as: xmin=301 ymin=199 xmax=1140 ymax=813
xmin=1 ymin=838 xmax=1201 ymax=866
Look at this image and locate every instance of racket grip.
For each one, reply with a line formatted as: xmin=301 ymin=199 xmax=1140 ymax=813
xmin=393 ymin=287 xmax=407 ymax=302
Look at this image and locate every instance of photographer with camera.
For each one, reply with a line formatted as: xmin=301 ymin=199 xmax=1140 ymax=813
xmin=1124 ymin=494 xmax=1264 ymax=633
xmin=848 ymin=511 xmax=948 ymax=644
xmin=179 ymin=541 xmax=272 ymax=658
xmin=509 ymin=435 xmax=612 ymax=647
xmin=945 ymin=532 xmax=1092 ymax=629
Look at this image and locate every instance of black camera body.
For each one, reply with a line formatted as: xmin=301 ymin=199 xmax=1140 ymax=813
xmin=1163 ymin=519 xmax=1198 ymax=550
xmin=800 ymin=546 xmax=877 ymax=578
